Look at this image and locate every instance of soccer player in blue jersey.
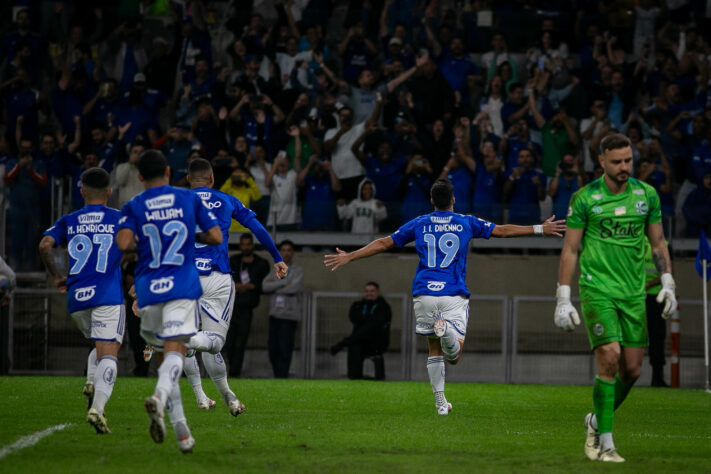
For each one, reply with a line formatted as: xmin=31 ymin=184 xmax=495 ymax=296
xmin=325 ymin=179 xmax=565 ymax=414
xmin=116 ymin=150 xmax=222 ymax=453
xmin=182 ymin=158 xmax=288 ymax=413
xmin=39 ymin=167 xmax=124 ymax=434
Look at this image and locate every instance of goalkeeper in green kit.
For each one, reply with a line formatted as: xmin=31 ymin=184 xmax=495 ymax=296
xmin=554 ymin=134 xmax=677 ymax=463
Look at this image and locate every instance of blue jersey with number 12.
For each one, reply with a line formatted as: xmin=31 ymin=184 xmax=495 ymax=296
xmin=119 ymin=185 xmax=218 ymax=307
xmin=43 ymin=204 xmax=124 ymax=313
xmin=391 ymin=211 xmax=495 ymax=296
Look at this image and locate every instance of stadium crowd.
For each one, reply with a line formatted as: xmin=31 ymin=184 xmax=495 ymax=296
xmin=2 ymin=0 xmax=711 ymax=271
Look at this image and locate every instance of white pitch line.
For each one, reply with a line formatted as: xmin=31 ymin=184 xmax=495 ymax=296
xmin=0 ymin=423 xmax=73 ymax=460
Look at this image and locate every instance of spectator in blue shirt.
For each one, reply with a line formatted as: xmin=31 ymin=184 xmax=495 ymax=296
xmin=298 ymin=155 xmax=341 ymax=230
xmin=351 ymin=124 xmax=406 ymax=231
xmin=0 ymin=9 xmax=46 ymax=87
xmin=82 ymin=78 xmax=123 ymax=129
xmin=472 ymin=140 xmax=504 ymax=223
xmin=2 ymin=67 xmax=40 ymax=143
xmin=4 ymin=138 xmax=47 ymax=271
xmin=498 ymin=117 xmax=542 ymax=171
xmin=548 ymin=153 xmax=586 ymax=221
xmin=159 ymin=126 xmax=194 ymax=184
xmin=338 ymin=22 xmax=378 ymax=85
xmin=439 ymin=118 xmax=476 ymax=214
xmin=682 ymin=170 xmax=711 ymax=237
xmin=504 ymin=146 xmax=546 ymax=225
xmin=122 ymin=73 xmax=169 ymax=126
xmin=432 ymin=36 xmax=480 ymax=108
xmin=398 ymin=151 xmax=433 ymax=224
xmin=500 ymin=82 xmax=530 ymax=130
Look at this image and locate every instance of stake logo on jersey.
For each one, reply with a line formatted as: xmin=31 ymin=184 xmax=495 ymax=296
xmin=391 ymin=211 xmax=495 ymax=296
xmin=191 ymin=186 xmax=279 ymax=276
xmin=119 ymin=185 xmax=218 ymax=307
xmin=43 ymin=204 xmax=124 ymax=312
xmin=567 ymin=177 xmax=662 ymax=298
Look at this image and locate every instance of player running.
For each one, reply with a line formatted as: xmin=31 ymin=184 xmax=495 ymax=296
xmin=325 ymin=178 xmax=565 ymax=415
xmin=182 ymin=158 xmax=287 ymax=413
xmin=553 ymin=133 xmax=676 ymax=463
xmin=39 ymin=167 xmax=124 ymax=434
xmin=116 ymin=150 xmax=222 ymax=453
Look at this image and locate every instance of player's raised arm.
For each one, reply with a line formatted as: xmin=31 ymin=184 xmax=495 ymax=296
xmin=646 ymin=221 xmax=676 ymax=318
xmin=324 ymin=236 xmax=396 ymax=271
xmin=554 ymin=226 xmax=583 ymax=331
xmin=490 ymin=215 xmax=566 ymax=238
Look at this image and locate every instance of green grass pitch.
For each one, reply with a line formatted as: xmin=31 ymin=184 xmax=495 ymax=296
xmin=0 ymin=377 xmax=709 ymax=473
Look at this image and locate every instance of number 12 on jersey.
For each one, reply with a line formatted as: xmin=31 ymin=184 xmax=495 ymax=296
xmin=424 ymin=232 xmax=460 ymax=268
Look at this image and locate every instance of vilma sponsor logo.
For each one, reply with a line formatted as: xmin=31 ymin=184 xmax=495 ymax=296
xmin=145 ymin=194 xmax=175 ymax=210
xmin=78 ymin=212 xmax=104 ymax=224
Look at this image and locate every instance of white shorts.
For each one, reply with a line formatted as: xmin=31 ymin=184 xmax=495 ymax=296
xmin=139 ymin=299 xmax=199 ymax=347
xmin=198 ymin=271 xmax=235 ymax=332
xmin=71 ymin=305 xmax=125 ymax=343
xmin=413 ymin=295 xmax=469 ymax=339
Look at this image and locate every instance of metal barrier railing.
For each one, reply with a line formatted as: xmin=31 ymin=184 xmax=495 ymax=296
xmin=6 ymin=289 xmax=708 ymax=385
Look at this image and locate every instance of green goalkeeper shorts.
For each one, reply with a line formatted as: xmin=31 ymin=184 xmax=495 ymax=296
xmin=579 ymin=287 xmax=648 ymax=349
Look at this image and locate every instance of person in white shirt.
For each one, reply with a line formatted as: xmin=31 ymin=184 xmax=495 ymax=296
xmin=265 ymin=152 xmax=299 ymax=231
xmin=337 ymin=178 xmax=386 ymax=234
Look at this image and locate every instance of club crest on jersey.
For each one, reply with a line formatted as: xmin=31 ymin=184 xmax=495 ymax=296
xmin=430 ymin=216 xmax=453 ymax=224
xmin=614 ymin=206 xmax=626 ymax=216
xmin=427 ymin=281 xmax=446 ymax=291
xmin=633 ymin=189 xmax=645 ymax=195
xmin=592 ymin=194 xmax=603 ymax=200
xmin=75 ymin=286 xmax=96 ymax=301
xmin=78 ymin=212 xmax=104 ymax=224
xmin=149 ymin=276 xmax=175 ymax=294
xmin=567 ymin=206 xmax=573 ymax=217
xmin=592 ymin=206 xmax=602 ymax=215
xmin=145 ymin=194 xmax=175 ymax=210
xmin=635 ymin=200 xmax=648 ymax=215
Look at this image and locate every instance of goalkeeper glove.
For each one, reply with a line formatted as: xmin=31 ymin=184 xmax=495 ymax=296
xmin=656 ymin=273 xmax=677 ymax=319
xmin=554 ymin=285 xmax=581 ymax=332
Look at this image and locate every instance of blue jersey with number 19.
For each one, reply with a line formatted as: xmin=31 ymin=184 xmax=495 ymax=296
xmin=119 ymin=185 xmax=218 ymax=307
xmin=43 ymin=204 xmax=124 ymax=313
xmin=391 ymin=210 xmax=495 ymax=296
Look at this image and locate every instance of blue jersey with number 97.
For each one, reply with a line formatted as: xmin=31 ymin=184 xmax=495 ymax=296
xmin=119 ymin=185 xmax=218 ymax=307
xmin=44 ymin=204 xmax=124 ymax=313
xmin=391 ymin=211 xmax=495 ymax=296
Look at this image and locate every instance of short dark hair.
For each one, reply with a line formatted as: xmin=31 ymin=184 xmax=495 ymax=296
xmin=81 ymin=167 xmax=110 ymax=190
xmin=600 ymin=133 xmax=631 ymax=154
xmin=278 ymin=240 xmax=295 ymax=251
xmin=430 ymin=178 xmax=454 ymax=210
xmin=137 ymin=149 xmax=167 ymax=180
xmin=508 ymin=81 xmax=523 ymax=93
xmin=188 ymin=157 xmax=212 ymax=178
xmin=240 ymin=232 xmax=253 ymax=242
xmin=365 ymin=281 xmax=380 ymax=289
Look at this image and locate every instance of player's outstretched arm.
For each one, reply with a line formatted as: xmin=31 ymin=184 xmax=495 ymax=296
xmin=647 ymin=221 xmax=677 ymax=318
xmin=196 ymin=225 xmax=223 ymax=245
xmin=491 ymin=215 xmax=566 ymax=238
xmin=38 ymin=235 xmax=66 ymax=292
xmin=554 ymin=227 xmax=583 ymax=331
xmin=324 ymin=236 xmax=395 ymax=271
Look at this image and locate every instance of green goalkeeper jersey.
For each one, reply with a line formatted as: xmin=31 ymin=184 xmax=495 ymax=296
xmin=566 ymin=177 xmax=662 ymax=300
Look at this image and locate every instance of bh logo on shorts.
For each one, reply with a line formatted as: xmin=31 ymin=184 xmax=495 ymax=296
xmin=103 ymin=366 xmax=115 ymax=384
xmin=75 ymin=286 xmax=96 ymax=301
xmin=592 ymin=323 xmax=605 ymax=337
xmin=149 ymin=276 xmax=175 ymax=294
xmin=635 ymin=200 xmax=648 ymax=215
xmin=427 ymin=281 xmax=446 ymax=291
